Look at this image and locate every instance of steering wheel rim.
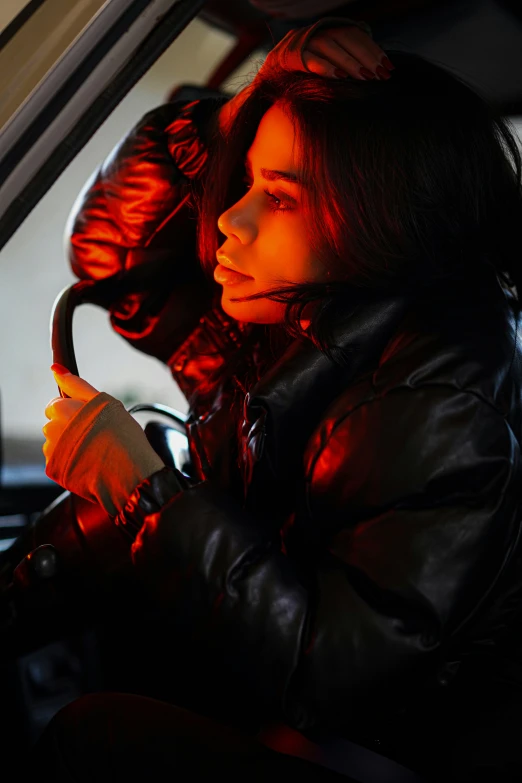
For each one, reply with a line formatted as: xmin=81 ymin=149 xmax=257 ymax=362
xmin=49 ymin=279 xmax=187 ymax=430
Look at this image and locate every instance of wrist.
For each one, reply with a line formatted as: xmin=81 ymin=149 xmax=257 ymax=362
xmin=112 ymin=466 xmax=188 ymax=541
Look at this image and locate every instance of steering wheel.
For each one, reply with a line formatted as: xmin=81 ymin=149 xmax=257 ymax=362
xmin=0 ymin=276 xmax=191 ymax=654
xmin=51 ymin=278 xmax=188 ymax=423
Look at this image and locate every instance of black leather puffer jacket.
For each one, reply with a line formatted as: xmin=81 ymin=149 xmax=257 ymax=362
xmin=67 ymin=93 xmax=522 ymax=756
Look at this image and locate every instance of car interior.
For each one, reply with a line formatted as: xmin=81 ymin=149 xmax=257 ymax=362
xmin=0 ymin=1 xmax=522 ymax=779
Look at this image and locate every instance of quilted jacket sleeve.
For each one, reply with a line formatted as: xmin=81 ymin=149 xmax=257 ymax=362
xmin=65 ymin=95 xmax=227 ymax=363
xmin=113 ymin=384 xmax=521 ymax=736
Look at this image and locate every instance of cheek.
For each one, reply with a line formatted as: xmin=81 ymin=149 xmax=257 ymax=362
xmin=254 ymin=219 xmax=304 ymax=264
xmin=280 ymin=251 xmax=324 ymax=285
xmin=285 ymin=233 xmax=318 ymax=280
xmin=257 ymin=228 xmax=317 ymax=283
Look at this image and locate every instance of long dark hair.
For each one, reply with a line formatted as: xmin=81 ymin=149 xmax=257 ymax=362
xmin=194 ymin=51 xmax=522 ymax=365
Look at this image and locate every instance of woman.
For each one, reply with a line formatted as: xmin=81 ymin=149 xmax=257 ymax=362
xmin=37 ymin=17 xmax=522 ymax=783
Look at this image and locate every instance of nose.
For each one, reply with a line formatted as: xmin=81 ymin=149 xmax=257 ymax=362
xmin=217 ymin=199 xmax=258 ymax=245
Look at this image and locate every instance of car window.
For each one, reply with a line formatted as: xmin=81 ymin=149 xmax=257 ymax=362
xmin=0 ymin=1 xmax=109 ymax=134
xmin=0 ymin=10 xmax=265 ymax=473
xmin=1 ymin=1 xmax=36 ymax=33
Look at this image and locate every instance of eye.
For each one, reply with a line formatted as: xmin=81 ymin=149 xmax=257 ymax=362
xmin=242 ymin=176 xmax=293 ymax=213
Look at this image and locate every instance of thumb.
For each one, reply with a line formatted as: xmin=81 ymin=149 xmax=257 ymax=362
xmin=50 ymin=363 xmax=100 ymax=402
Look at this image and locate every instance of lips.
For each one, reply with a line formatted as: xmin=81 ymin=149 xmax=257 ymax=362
xmin=216 ymin=252 xmax=253 ymax=279
xmin=214 ymin=263 xmax=253 ymax=286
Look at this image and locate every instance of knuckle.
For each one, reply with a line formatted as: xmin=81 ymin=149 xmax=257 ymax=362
xmin=330 ymin=27 xmax=357 ymax=45
xmin=303 ymin=45 xmax=317 ymax=59
xmin=45 ymin=397 xmax=59 ymax=415
xmin=340 ymin=56 xmax=359 ymax=74
xmin=308 ymin=63 xmax=329 ymax=77
xmin=303 ymin=52 xmax=330 ymax=77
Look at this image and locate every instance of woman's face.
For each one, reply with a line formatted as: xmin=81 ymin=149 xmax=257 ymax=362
xmin=215 ymin=102 xmax=327 ymax=324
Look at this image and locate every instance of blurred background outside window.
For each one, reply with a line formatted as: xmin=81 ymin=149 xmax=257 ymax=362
xmin=0 ymin=8 xmax=266 ymax=466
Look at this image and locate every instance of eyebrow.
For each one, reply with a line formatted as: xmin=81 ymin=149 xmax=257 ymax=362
xmin=244 ymin=155 xmax=303 ymax=185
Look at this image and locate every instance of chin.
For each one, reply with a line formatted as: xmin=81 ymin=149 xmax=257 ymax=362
xmin=220 ymin=292 xmax=284 ymax=324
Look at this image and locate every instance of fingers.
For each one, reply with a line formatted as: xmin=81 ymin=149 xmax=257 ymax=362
xmin=44 ymin=397 xmax=85 ymax=421
xmin=305 ymin=38 xmax=366 ymax=80
xmin=328 ymin=26 xmax=390 ymax=75
xmin=305 ymin=25 xmax=394 ymax=81
xmin=43 ymin=369 xmax=97 ymax=466
xmin=302 ymin=49 xmax=341 ymax=79
xmin=42 ymin=399 xmax=85 ymax=466
xmin=42 ymin=419 xmax=62 ymax=464
xmin=42 ymin=419 xmax=60 ymax=440
xmin=50 ymin=366 xmax=100 ymax=403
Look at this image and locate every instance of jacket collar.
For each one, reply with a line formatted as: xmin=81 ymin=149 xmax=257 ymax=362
xmin=240 ymin=290 xmax=411 ymax=512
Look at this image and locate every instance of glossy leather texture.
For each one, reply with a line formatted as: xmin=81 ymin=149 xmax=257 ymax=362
xmin=67 ymin=94 xmax=522 ymax=757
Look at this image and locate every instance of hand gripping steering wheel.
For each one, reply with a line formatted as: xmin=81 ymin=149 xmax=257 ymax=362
xmin=50 ymin=278 xmax=189 ymax=427
xmin=0 ymin=275 xmax=191 ymax=651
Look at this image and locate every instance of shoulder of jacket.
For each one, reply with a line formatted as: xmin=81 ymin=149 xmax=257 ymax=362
xmin=304 ymin=381 xmax=513 ymax=482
